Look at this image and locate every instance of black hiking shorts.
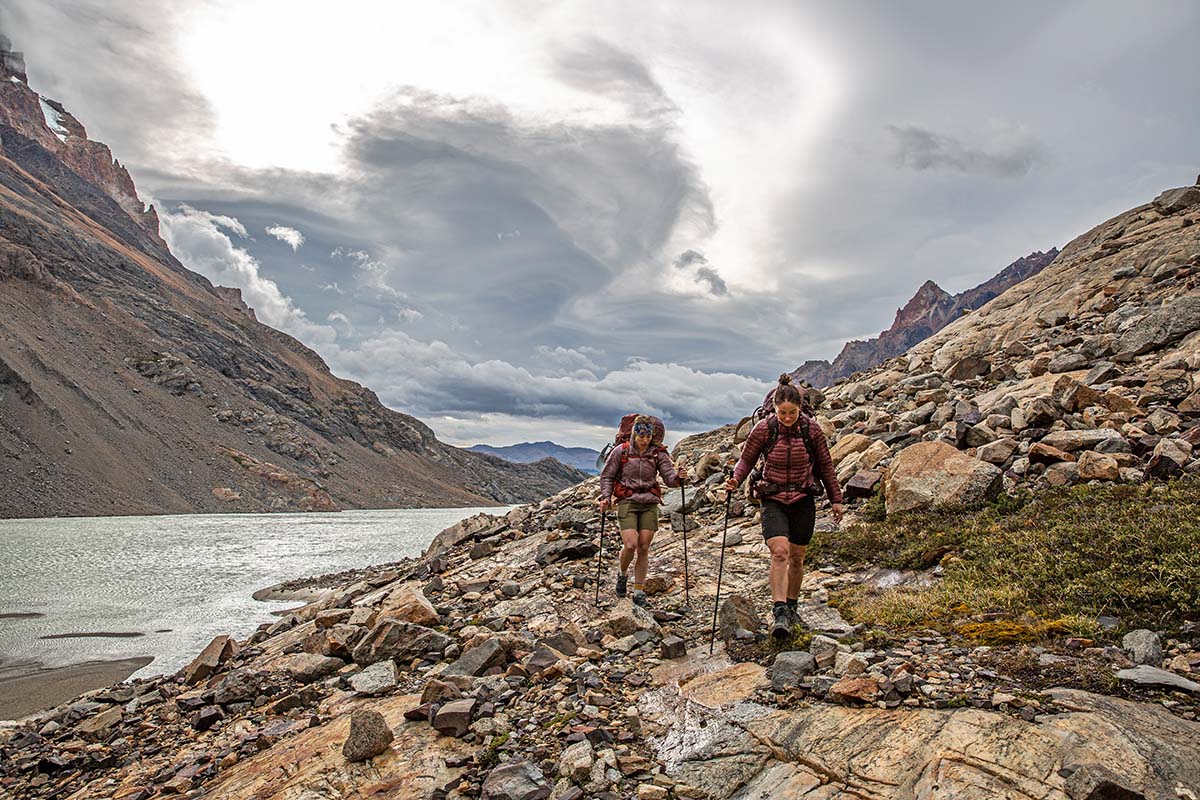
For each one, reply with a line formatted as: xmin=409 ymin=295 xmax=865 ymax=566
xmin=761 ymin=496 xmax=817 ymax=546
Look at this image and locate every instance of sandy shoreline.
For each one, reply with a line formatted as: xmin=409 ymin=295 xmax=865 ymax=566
xmin=0 ymin=657 xmax=154 ymax=721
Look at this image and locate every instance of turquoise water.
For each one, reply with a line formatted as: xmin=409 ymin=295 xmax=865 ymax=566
xmin=0 ymin=507 xmax=497 ymax=678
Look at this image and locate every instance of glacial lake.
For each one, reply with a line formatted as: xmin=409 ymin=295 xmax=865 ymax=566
xmin=0 ymin=507 xmax=500 ymax=679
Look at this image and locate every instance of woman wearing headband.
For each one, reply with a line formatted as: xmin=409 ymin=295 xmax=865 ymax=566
xmin=598 ymin=415 xmax=688 ymax=607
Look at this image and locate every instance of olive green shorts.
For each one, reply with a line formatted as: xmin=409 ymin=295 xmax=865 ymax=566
xmin=617 ymin=501 xmax=660 ymax=531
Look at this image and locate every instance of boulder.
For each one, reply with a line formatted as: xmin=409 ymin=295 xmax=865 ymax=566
xmin=1051 ymin=376 xmax=1102 ymax=413
xmin=828 ymin=676 xmax=883 ymax=704
xmin=844 ymin=470 xmax=882 ymax=499
xmin=379 ymin=586 xmax=439 ymax=626
xmin=660 ymin=635 xmax=687 ymax=660
xmin=1076 ymin=451 xmax=1120 ymax=481
xmin=883 ymin=441 xmax=1002 ymax=514
xmin=303 ymin=624 xmax=361 ymax=660
xmin=213 ymin=667 xmax=272 ymax=705
xmin=351 ymin=620 xmax=453 ymax=666
xmin=558 ymin=739 xmax=594 ymax=782
xmin=944 ymin=355 xmax=991 ymax=381
xmin=1022 ymin=397 xmax=1060 ymax=427
xmin=717 ymin=593 xmax=762 ymax=641
xmin=349 ymin=660 xmax=398 ymax=695
xmin=277 ymin=653 xmax=345 ymax=683
xmin=342 ymin=710 xmax=394 ymax=762
xmin=1029 ymin=442 xmax=1076 ymax=464
xmin=771 ymin=651 xmax=817 ymax=691
xmin=1118 ymin=296 xmax=1200 ymax=356
xmin=1151 ymin=185 xmax=1200 ymax=214
xmin=182 ymin=634 xmax=238 ymax=685
xmin=1047 ymin=352 xmax=1089 ymax=373
xmin=1121 ymin=629 xmax=1162 ymax=667
xmin=829 ymin=433 xmax=873 ymax=466
xmin=433 ymin=698 xmax=478 ymax=738
xmin=809 ymin=634 xmax=840 ymax=669
xmin=1146 ymin=437 xmax=1193 ymax=479
xmin=534 ymin=538 xmax=599 ymax=565
xmin=1040 ymin=429 xmax=1123 ymax=452
xmin=481 ymin=760 xmax=551 ymax=800
xmin=977 ymin=438 xmax=1018 ymax=465
xmin=1138 ymin=369 xmax=1193 ymax=406
xmin=443 ymin=637 xmax=507 ymax=677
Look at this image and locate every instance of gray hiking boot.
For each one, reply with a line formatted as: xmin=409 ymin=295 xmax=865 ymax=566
xmin=631 ymin=589 xmax=648 ymax=607
xmin=772 ymin=606 xmax=792 ymax=640
xmin=615 ymin=573 xmax=628 ymax=598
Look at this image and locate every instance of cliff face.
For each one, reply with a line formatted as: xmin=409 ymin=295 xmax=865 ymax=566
xmin=0 ymin=40 xmax=584 ymax=517
xmin=795 ymin=249 xmax=1059 ymax=388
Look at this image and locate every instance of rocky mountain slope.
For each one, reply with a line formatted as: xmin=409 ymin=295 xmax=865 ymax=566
xmin=794 ymin=249 xmax=1059 ymax=388
xmin=0 ymin=40 xmax=585 ymax=517
xmin=470 ymin=442 xmax=603 ymax=475
xmin=2 ymin=182 xmax=1198 ymax=799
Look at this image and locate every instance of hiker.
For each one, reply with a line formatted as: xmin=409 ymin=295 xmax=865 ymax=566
xmin=598 ymin=415 xmax=688 ymax=607
xmin=725 ymin=374 xmax=844 ymax=639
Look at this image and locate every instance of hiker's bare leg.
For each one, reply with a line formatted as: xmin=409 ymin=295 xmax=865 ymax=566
xmin=619 ymin=529 xmax=638 ymax=573
xmin=766 ymin=537 xmax=790 ymax=603
xmin=634 ymin=529 xmax=654 ymax=585
xmin=787 ymin=544 xmax=807 ymax=602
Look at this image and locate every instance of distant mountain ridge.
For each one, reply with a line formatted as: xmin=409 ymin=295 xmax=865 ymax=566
xmin=470 ymin=441 xmax=602 ymax=474
xmin=794 ymin=249 xmax=1059 ymax=388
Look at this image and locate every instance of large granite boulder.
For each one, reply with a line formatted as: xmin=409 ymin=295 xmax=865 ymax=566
xmin=883 ymin=441 xmax=1002 ymax=514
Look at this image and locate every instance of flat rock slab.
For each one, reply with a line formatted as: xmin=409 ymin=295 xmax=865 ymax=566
xmin=678 ymin=662 xmax=768 ymax=709
xmin=795 ymin=603 xmax=854 ymax=637
xmin=1115 ymin=664 xmax=1200 ymax=693
xmin=642 ymin=680 xmax=1200 ymax=800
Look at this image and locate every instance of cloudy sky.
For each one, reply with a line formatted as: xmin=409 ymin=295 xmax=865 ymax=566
xmin=3 ymin=1 xmax=1198 ymax=448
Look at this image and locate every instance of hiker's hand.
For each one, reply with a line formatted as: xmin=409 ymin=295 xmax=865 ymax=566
xmin=831 ymin=503 xmax=844 ymax=524
xmin=724 ymin=478 xmax=738 ymax=491
xmin=677 ymin=467 xmax=689 ymax=484
xmin=596 ymin=497 xmax=610 ymax=511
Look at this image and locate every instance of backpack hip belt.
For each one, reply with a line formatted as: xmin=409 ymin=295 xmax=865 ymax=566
xmin=755 ymin=481 xmax=819 ymax=498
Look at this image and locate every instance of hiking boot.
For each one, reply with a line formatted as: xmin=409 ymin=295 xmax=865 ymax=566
xmin=786 ymin=604 xmax=802 ymax=627
xmin=631 ymin=590 xmax=648 ymax=607
xmin=772 ymin=606 xmax=792 ymax=641
xmin=615 ymin=573 xmax=628 ymax=598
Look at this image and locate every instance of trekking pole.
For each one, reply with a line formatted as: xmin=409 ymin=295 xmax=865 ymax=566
xmin=680 ymin=479 xmax=691 ymax=607
xmin=709 ymin=492 xmax=733 ymax=654
xmin=594 ymin=505 xmax=608 ymax=607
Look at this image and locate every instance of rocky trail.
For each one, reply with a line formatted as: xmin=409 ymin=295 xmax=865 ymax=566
xmin=3 ymin=183 xmax=1200 ymax=798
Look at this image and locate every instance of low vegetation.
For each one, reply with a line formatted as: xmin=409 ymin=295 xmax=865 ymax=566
xmin=814 ymin=479 xmax=1200 ymax=641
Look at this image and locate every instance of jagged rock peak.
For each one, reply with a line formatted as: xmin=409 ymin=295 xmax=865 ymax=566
xmin=0 ymin=35 xmax=27 ymax=83
xmin=0 ymin=41 xmax=163 ymax=243
xmin=794 ymin=249 xmax=1059 ymax=388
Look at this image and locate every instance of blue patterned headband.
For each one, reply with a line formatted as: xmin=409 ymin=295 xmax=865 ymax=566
xmin=633 ymin=421 xmax=653 ymax=437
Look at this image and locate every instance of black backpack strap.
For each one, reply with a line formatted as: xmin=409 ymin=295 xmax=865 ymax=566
xmin=762 ymin=417 xmax=780 ymax=464
xmin=798 ymin=414 xmax=826 ymax=494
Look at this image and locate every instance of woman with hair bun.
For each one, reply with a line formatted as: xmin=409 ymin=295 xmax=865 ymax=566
xmin=725 ymin=374 xmax=844 ymax=639
xmin=598 ymin=415 xmax=688 ymax=607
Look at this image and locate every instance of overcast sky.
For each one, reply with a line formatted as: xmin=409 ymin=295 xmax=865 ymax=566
xmin=3 ymin=1 xmax=1198 ymax=447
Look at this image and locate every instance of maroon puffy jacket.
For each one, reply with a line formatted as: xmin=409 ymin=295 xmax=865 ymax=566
xmin=732 ymin=417 xmax=843 ymax=505
xmin=600 ymin=443 xmax=681 ymax=505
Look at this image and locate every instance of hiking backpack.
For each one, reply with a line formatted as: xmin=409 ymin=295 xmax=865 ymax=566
xmin=734 ymin=387 xmax=824 ymax=501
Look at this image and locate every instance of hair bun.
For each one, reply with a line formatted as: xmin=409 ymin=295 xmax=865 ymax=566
xmin=777 ymin=373 xmax=792 ymax=385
